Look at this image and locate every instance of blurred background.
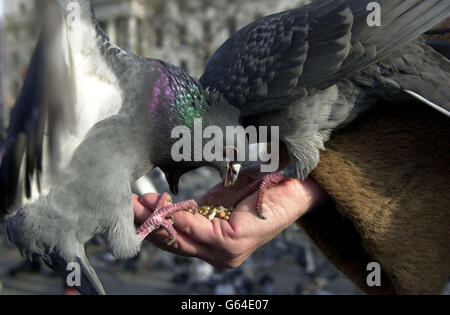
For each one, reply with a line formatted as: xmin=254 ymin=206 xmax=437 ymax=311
xmin=0 ymin=0 xmax=447 ymax=295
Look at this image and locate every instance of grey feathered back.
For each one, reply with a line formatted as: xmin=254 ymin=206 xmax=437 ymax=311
xmin=201 ymin=0 xmax=450 ymax=117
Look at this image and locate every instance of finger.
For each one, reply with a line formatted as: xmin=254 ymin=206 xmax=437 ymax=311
xmin=254 ymin=178 xmax=323 ymax=224
xmin=155 ymin=192 xmax=173 ymax=209
xmin=149 ymin=210 xmax=224 ymax=247
xmin=146 ymin=222 xmax=214 ymax=259
xmin=138 ymin=193 xmax=164 ymax=209
xmin=155 ymin=232 xmax=212 ymax=258
xmin=133 ymin=194 xmax=155 ymax=225
xmin=172 ymin=211 xmax=222 ymax=244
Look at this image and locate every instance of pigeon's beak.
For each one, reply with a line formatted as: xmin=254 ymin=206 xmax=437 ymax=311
xmin=161 ymin=168 xmax=181 ymax=195
xmin=223 ymin=162 xmax=241 ymax=188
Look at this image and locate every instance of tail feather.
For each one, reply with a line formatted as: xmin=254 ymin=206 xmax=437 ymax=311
xmin=353 ymin=37 xmax=450 ymax=118
xmin=398 ymin=41 xmax=449 ymax=114
xmin=384 ymin=40 xmax=450 ymax=116
xmin=49 ymin=249 xmax=106 ymax=295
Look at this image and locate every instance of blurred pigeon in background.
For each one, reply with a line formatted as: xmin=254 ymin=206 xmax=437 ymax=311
xmin=0 ymin=0 xmax=449 ymax=295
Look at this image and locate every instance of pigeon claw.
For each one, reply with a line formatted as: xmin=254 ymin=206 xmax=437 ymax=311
xmin=136 ymin=194 xmax=197 ymax=244
xmin=236 ymin=172 xmax=285 ymax=220
xmin=257 ymin=210 xmax=267 ymax=220
xmin=255 ymin=172 xmax=285 ymax=220
xmin=156 ymin=192 xmax=173 ymax=209
xmin=166 ymin=235 xmax=177 ymax=247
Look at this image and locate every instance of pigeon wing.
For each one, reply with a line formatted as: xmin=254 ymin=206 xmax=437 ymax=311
xmin=0 ymin=1 xmax=121 ymax=215
xmin=0 ymin=3 xmax=74 ymax=214
xmin=200 ymin=0 xmax=450 ymax=116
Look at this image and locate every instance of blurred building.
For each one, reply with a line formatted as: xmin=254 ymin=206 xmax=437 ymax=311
xmin=2 ymin=0 xmax=309 ymax=127
xmin=2 ymin=0 xmax=37 ymax=128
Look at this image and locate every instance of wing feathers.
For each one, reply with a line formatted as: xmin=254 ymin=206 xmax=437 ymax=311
xmin=0 ymin=0 xmax=122 ymax=215
xmin=201 ymin=0 xmax=450 ymax=117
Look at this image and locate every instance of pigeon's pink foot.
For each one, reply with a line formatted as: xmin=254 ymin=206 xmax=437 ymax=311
xmin=136 ymin=193 xmax=197 ymax=245
xmin=238 ymin=172 xmax=286 ymax=219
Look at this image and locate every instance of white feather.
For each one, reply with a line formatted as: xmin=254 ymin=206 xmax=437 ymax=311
xmin=404 ymin=90 xmax=450 ymax=118
xmin=21 ymin=9 xmax=123 ymax=209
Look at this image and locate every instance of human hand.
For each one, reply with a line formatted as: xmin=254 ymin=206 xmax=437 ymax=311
xmin=133 ymin=171 xmax=328 ymax=269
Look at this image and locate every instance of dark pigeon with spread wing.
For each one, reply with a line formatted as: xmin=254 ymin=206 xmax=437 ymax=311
xmin=200 ymin=0 xmax=450 ymax=218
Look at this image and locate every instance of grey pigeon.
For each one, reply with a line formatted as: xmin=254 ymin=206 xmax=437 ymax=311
xmin=0 ymin=0 xmax=237 ymax=294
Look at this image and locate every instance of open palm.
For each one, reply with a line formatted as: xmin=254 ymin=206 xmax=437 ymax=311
xmin=133 ymin=170 xmax=327 ymax=269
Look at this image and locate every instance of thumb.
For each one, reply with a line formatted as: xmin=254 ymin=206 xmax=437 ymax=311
xmin=139 ymin=193 xmax=163 ymax=209
xmin=133 ymin=193 xmax=161 ymax=225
